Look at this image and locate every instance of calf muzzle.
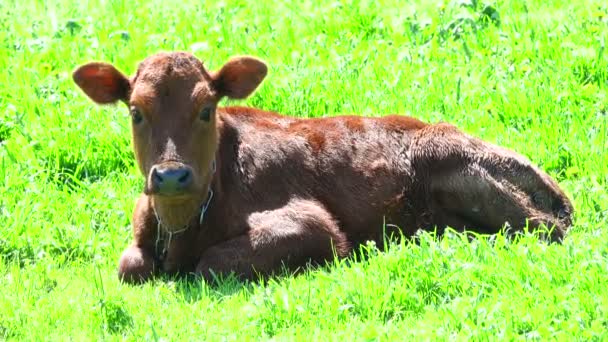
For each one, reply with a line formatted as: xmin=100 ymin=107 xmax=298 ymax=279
xmin=149 ymin=162 xmax=194 ymax=196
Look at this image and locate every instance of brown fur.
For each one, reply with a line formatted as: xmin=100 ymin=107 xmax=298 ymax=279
xmin=72 ymin=52 xmax=574 ymax=284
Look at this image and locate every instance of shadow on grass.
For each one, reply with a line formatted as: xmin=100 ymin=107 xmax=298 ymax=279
xmin=154 ymin=272 xmax=254 ymax=304
xmin=156 ymin=262 xmax=339 ymax=304
xmin=135 ymin=224 xmax=564 ymax=305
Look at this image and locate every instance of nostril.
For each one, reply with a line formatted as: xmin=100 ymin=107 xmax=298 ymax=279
xmin=177 ymin=169 xmax=191 ymax=184
xmin=152 ymin=167 xmax=163 ymax=184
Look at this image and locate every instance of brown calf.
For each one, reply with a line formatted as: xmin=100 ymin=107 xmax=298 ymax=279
xmin=73 ymin=52 xmax=573 ymax=284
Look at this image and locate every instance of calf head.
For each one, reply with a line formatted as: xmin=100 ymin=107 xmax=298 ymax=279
xmin=73 ymin=52 xmax=267 ymax=229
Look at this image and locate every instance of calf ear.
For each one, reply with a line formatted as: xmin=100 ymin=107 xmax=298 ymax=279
xmin=72 ymin=62 xmax=131 ymax=104
xmin=212 ymin=56 xmax=267 ymax=99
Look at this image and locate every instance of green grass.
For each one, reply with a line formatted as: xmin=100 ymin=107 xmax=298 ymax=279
xmin=1 ymin=0 xmax=607 ymax=340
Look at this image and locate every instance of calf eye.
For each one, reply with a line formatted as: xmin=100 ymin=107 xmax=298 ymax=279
xmin=199 ymin=106 xmax=214 ymax=122
xmin=130 ymin=108 xmax=143 ymax=125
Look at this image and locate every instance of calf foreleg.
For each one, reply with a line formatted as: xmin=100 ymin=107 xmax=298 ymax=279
xmin=118 ymin=244 xmax=155 ymax=284
xmin=195 ymin=198 xmax=350 ymax=281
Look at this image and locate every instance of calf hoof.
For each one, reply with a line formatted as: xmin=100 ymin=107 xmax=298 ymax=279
xmin=118 ymin=246 xmax=155 ymax=284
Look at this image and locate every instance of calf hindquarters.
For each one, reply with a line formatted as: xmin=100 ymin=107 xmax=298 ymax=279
xmin=409 ymin=123 xmax=572 ymax=241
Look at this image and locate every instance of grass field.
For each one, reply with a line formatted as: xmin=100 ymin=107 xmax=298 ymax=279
xmin=1 ymin=0 xmax=607 ymax=340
